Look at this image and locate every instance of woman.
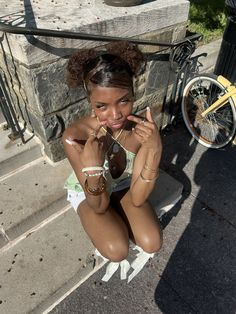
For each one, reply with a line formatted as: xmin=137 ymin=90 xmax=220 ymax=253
xmin=63 ymin=41 xmax=163 ymax=280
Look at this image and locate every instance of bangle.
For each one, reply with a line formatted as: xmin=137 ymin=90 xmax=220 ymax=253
xmin=140 ymin=171 xmax=158 ymax=183
xmin=84 ymin=176 xmax=106 ymax=195
xmin=143 ymin=164 xmax=157 ymax=173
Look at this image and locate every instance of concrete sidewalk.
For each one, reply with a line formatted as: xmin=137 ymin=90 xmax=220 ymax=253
xmin=50 ymin=122 xmax=236 ymax=314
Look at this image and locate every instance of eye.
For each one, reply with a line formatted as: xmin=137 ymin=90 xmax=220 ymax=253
xmin=120 ymin=98 xmax=130 ymax=104
xmin=95 ymin=104 xmax=106 ymax=111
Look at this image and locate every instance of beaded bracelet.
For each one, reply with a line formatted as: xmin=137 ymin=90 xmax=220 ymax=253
xmin=83 ymin=170 xmax=104 ymax=177
xmin=82 ymin=166 xmax=104 ymax=173
xmin=84 ymin=176 xmax=106 ymax=195
xmin=82 ymin=166 xmax=105 ymax=177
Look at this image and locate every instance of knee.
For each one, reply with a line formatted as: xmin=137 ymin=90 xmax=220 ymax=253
xmin=139 ymin=232 xmax=163 ymax=254
xmin=103 ymin=242 xmax=129 ymax=262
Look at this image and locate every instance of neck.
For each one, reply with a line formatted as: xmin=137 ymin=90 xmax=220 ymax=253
xmin=102 ymin=126 xmax=124 ymax=141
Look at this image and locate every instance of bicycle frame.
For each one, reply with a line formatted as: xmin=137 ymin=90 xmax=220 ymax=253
xmin=201 ymin=75 xmax=236 ymax=117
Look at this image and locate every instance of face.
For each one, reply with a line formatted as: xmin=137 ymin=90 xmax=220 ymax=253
xmin=89 ymin=86 xmax=134 ymax=130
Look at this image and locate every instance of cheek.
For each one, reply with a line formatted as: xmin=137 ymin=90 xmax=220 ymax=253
xmin=95 ymin=111 xmax=108 ymax=123
xmin=124 ymin=103 xmax=133 ymax=116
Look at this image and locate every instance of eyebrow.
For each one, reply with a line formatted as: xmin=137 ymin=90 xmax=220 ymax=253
xmin=95 ymin=92 xmax=132 ymax=106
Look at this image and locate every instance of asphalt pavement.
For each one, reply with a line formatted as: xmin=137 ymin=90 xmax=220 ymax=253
xmin=50 ymin=122 xmax=236 ymax=314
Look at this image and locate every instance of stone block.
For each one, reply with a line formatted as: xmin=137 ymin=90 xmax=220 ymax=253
xmin=1 ymin=0 xmax=190 ymax=65
xmin=19 ymin=60 xmax=87 ymax=116
xmin=43 ymin=137 xmax=66 ymax=163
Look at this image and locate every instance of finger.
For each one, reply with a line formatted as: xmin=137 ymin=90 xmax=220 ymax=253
xmin=146 ymin=106 xmax=154 ymax=122
xmin=65 ymin=138 xmax=82 ymax=152
xmin=134 ymin=123 xmax=152 ymax=136
xmin=87 ymin=121 xmax=106 ymax=142
xmin=127 ymin=115 xmax=146 ymax=125
xmin=132 ymin=127 xmax=148 ymax=140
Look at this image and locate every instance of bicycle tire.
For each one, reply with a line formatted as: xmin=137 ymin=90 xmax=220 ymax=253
xmin=181 ymin=74 xmax=236 ymax=148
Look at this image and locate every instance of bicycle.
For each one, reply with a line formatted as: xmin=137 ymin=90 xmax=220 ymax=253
xmin=159 ymin=38 xmax=236 ymax=149
xmin=181 ymin=73 xmax=236 ymax=149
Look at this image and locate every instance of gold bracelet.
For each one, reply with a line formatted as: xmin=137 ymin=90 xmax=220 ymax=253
xmin=84 ymin=176 xmax=106 ymax=195
xmin=140 ymin=171 xmax=158 ymax=183
xmin=143 ymin=164 xmax=158 ymax=173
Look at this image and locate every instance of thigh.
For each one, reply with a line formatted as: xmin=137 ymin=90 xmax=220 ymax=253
xmin=78 ymin=200 xmax=129 ymax=262
xmin=112 ymin=190 xmax=163 ymax=253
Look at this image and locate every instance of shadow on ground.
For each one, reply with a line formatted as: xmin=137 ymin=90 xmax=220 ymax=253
xmin=156 ymin=123 xmax=236 ymax=313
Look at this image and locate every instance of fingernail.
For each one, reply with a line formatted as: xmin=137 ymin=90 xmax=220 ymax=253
xmin=147 ymin=106 xmax=150 ymax=111
xmin=65 ymin=139 xmax=73 ymax=145
xmin=132 ymin=127 xmax=135 ymax=131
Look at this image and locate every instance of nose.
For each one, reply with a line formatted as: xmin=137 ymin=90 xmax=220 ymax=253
xmin=110 ymin=107 xmax=122 ymax=120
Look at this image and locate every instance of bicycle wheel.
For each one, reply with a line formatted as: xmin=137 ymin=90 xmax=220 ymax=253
xmin=182 ymin=74 xmax=236 ymax=148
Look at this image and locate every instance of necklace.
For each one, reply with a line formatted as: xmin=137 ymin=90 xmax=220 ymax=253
xmin=101 ymin=127 xmax=124 ymax=160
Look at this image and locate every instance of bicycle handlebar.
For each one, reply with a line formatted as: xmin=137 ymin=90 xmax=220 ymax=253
xmin=0 ymin=21 xmax=202 ymax=48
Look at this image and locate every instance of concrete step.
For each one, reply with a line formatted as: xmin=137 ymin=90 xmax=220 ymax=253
xmin=0 ymin=160 xmax=183 ymax=313
xmin=0 ymin=124 xmax=43 ymax=178
xmin=0 ymin=158 xmax=72 ymax=245
xmin=0 ymin=208 xmax=104 ymax=314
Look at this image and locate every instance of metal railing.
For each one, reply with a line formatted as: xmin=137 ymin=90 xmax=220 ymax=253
xmin=0 ymin=22 xmax=202 ymax=48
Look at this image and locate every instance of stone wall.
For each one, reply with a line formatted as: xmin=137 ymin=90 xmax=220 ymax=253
xmin=0 ymin=0 xmax=190 ymax=162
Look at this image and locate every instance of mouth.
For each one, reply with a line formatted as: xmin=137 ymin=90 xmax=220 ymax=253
xmin=109 ymin=120 xmax=125 ymax=129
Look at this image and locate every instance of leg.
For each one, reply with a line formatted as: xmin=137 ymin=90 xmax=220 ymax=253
xmin=112 ymin=189 xmax=163 ymax=253
xmin=77 ymin=201 xmax=129 ymax=262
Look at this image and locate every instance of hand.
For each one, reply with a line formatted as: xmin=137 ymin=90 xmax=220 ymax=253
xmin=65 ymin=122 xmax=106 ymax=167
xmin=127 ymin=107 xmax=161 ymax=151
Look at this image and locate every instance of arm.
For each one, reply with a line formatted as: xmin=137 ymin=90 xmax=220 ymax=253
xmin=127 ymin=107 xmax=162 ymax=207
xmin=63 ymin=121 xmax=110 ymax=214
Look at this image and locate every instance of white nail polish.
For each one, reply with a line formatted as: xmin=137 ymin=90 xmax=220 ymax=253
xmin=65 ymin=139 xmax=73 ymax=145
xmin=146 ymin=106 xmax=150 ymax=111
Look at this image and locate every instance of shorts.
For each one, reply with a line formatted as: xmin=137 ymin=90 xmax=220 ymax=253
xmin=67 ymin=190 xmax=86 ymax=211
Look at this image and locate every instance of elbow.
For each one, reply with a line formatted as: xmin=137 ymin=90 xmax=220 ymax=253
xmin=130 ymin=189 xmax=152 ymax=207
xmin=130 ymin=194 xmax=145 ymax=207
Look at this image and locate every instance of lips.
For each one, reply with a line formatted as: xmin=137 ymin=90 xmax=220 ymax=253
xmin=110 ymin=121 xmax=125 ymax=129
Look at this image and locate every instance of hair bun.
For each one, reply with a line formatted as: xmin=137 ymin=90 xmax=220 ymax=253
xmin=67 ymin=49 xmax=100 ymax=87
xmin=67 ymin=41 xmax=145 ymax=87
xmin=105 ymin=41 xmax=145 ymax=76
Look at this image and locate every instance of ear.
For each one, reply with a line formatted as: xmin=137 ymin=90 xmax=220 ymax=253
xmin=91 ymin=109 xmax=96 ymax=117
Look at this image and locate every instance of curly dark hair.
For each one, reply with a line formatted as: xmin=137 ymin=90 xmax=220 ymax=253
xmin=67 ymin=41 xmax=145 ymax=94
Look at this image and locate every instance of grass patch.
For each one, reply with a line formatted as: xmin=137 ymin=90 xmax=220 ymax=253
xmin=188 ymin=0 xmax=227 ymax=43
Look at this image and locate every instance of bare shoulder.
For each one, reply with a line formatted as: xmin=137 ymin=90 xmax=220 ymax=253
xmin=62 ymin=116 xmax=98 ymax=142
